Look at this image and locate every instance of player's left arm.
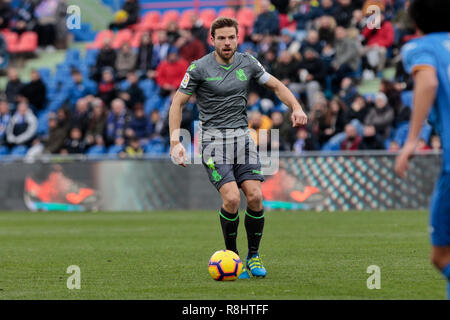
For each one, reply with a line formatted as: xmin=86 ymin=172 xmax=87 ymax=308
xmin=395 ymin=67 xmax=438 ymax=178
xmin=263 ymin=75 xmax=308 ymax=127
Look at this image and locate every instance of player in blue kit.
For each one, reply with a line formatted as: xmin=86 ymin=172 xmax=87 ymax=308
xmin=395 ymin=0 xmax=450 ymax=299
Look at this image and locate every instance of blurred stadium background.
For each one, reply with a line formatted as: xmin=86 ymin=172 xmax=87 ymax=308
xmin=0 ymin=0 xmax=444 ymax=299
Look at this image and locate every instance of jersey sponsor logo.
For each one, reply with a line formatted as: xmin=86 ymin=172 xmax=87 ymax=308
xmin=180 ymin=73 xmax=190 ymax=88
xmin=236 ymin=68 xmax=247 ymax=81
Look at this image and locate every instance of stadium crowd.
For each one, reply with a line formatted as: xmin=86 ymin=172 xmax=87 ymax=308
xmin=0 ymin=0 xmax=443 ymax=158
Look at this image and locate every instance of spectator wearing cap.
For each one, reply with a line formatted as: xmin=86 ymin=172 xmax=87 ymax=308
xmin=115 ymin=42 xmax=137 ymax=81
xmin=0 ymin=99 xmax=11 ymax=146
xmin=155 ymin=46 xmax=189 ymax=97
xmin=6 ymin=102 xmax=37 ymax=147
xmin=364 ymin=92 xmax=394 ymax=140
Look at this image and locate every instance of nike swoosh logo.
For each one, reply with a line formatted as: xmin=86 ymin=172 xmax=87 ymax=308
xmin=66 ymin=188 xmax=94 ymax=204
xmin=289 ymin=186 xmax=320 ymax=202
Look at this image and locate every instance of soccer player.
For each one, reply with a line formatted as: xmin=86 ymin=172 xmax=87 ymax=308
xmin=395 ymin=0 xmax=450 ymax=299
xmin=169 ymin=17 xmax=307 ymax=278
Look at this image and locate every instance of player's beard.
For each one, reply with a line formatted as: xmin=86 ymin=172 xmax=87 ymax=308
xmin=217 ymin=46 xmax=236 ymax=63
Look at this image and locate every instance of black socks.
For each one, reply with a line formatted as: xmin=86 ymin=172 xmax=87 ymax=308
xmin=219 ymin=206 xmax=265 ymax=258
xmin=219 ymin=207 xmax=239 ymax=255
xmin=245 ymin=207 xmax=264 ymax=257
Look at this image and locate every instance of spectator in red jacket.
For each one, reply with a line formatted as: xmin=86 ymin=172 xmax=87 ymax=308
xmin=361 ymin=8 xmax=394 ymax=77
xmin=155 ymin=46 xmax=189 ymax=97
xmin=177 ymin=30 xmax=206 ymax=64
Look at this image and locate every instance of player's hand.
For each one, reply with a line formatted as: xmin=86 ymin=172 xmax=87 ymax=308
xmin=170 ymin=142 xmax=187 ymax=167
xmin=291 ymin=108 xmax=308 ymax=127
xmin=395 ymin=142 xmax=416 ymax=179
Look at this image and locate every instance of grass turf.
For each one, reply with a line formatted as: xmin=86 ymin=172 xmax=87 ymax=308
xmin=0 ymin=210 xmax=445 ymax=300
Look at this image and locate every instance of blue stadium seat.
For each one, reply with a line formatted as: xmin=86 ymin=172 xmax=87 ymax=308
xmin=84 ymin=49 xmax=99 ymax=67
xmin=65 ymin=48 xmax=81 ymax=65
xmin=138 ymin=79 xmax=156 ymax=100
xmin=38 ymin=68 xmax=51 ymax=85
xmin=107 ymin=145 xmax=124 ymax=155
xmin=87 ymin=145 xmax=106 ymax=155
xmin=10 ymin=145 xmax=28 ymax=156
xmin=37 ymin=111 xmax=50 ymax=135
xmin=145 ymin=138 xmax=167 ymax=154
xmin=0 ymin=145 xmax=9 ymax=156
xmin=144 ymin=95 xmax=163 ymax=114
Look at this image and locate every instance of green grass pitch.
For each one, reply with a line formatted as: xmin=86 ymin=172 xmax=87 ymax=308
xmin=0 ymin=210 xmax=445 ymax=300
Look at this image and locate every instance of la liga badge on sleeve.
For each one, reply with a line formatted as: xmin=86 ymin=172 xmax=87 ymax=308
xmin=181 ymin=73 xmax=190 ymax=88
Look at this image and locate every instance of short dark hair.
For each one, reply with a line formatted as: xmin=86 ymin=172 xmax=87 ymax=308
xmin=409 ymin=0 xmax=450 ymax=34
xmin=210 ymin=17 xmax=238 ymax=38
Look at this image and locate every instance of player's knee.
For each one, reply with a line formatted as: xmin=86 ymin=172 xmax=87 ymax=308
xmin=222 ymin=192 xmax=240 ymax=212
xmin=246 ymin=188 xmax=263 ymax=208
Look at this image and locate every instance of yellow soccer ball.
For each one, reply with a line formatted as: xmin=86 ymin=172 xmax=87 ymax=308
xmin=208 ymin=250 xmax=243 ymax=281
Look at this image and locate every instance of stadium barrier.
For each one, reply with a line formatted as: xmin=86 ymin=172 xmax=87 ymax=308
xmin=0 ymin=151 xmax=441 ymax=212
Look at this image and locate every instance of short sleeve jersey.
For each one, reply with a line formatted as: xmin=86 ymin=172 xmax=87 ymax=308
xmin=402 ymin=32 xmax=450 ymax=172
xmin=178 ymin=51 xmax=270 ymax=129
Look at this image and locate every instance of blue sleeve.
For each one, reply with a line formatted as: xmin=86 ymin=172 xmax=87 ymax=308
xmin=401 ymin=40 xmax=437 ymax=75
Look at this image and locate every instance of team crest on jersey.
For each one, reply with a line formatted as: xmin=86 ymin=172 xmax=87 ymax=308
xmin=236 ymin=69 xmax=247 ymax=81
xmin=181 ymin=73 xmax=190 ymax=88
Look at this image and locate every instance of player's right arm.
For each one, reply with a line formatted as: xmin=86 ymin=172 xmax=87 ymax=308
xmin=169 ymin=90 xmax=191 ymax=167
xmin=395 ymin=40 xmax=439 ymax=178
xmin=395 ymin=67 xmax=438 ymax=178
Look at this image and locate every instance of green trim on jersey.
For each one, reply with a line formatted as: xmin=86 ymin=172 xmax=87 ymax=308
xmin=189 ymin=64 xmax=196 ymax=71
xmin=220 ymin=65 xmax=233 ymax=71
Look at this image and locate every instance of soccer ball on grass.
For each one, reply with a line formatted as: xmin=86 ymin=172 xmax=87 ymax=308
xmin=208 ymin=250 xmax=243 ymax=281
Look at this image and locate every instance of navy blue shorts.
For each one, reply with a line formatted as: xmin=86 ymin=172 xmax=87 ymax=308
xmin=430 ymin=172 xmax=450 ymax=246
xmin=201 ymin=134 xmax=264 ymax=191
